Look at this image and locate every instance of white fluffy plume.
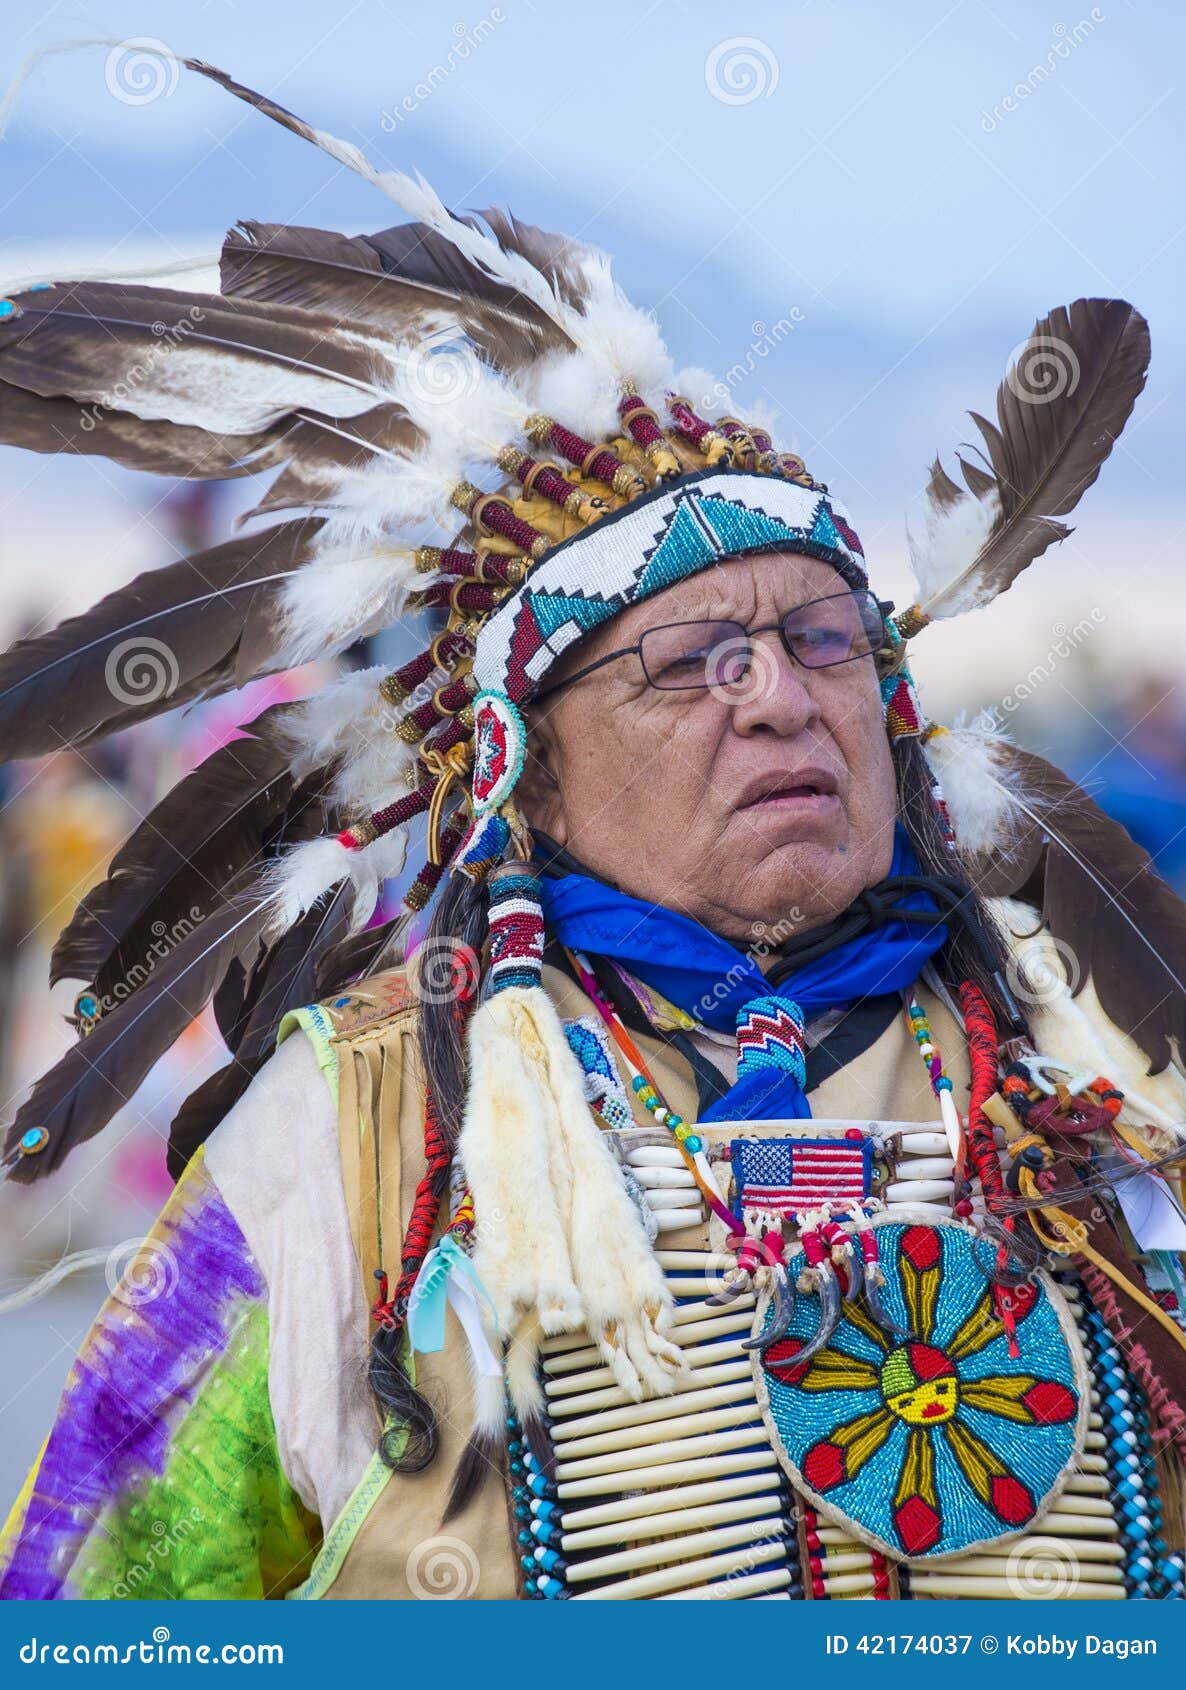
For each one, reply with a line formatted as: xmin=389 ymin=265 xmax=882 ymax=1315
xmin=907 ymin=484 xmax=1001 ymax=613
xmin=265 ymin=826 xmax=409 ymax=935
xmin=284 ymin=663 xmax=416 ymax=814
xmin=923 ymin=713 xmax=1027 ymax=855
xmin=275 ymin=541 xmax=419 ymax=668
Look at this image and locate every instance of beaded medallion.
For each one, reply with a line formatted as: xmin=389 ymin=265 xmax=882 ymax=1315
xmin=753 ymin=1214 xmax=1088 ymax=1562
xmin=471 ymin=690 xmax=526 ymax=812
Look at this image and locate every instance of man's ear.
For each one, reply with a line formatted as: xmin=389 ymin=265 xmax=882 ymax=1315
xmin=516 ymin=710 xmax=567 ymax=843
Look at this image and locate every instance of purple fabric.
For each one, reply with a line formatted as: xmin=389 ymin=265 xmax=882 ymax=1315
xmin=0 ymin=1157 xmax=264 ymax=1600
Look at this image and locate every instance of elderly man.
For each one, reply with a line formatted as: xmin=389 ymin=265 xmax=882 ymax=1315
xmin=3 ymin=61 xmax=1186 ymax=1602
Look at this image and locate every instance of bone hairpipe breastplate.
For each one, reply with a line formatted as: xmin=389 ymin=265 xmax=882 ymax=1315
xmin=513 ymin=1122 xmax=1127 ymax=1601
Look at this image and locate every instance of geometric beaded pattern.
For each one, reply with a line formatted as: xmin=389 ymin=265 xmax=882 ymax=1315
xmin=486 ymin=869 xmax=545 ymax=993
xmin=563 ymin=1016 xmax=634 ymax=1130
xmin=1080 ymin=1286 xmax=1185 ymax=1599
xmin=471 ymin=690 xmax=527 ymax=814
xmin=735 ymin=997 xmax=807 ymax=1086
xmin=472 ymin=471 xmax=866 ymax=707
xmin=756 ymin=1219 xmax=1085 ymax=1562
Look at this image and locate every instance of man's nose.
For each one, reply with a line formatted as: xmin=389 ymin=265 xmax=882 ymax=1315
xmin=727 ymin=631 xmax=821 ymax=736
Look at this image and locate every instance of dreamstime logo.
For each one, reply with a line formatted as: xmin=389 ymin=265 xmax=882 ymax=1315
xmin=705 ymin=633 xmax=782 ymax=709
xmin=406 ymin=1534 xmax=481 ymax=1598
xmin=1005 ymin=932 xmax=1081 ymax=1006
xmin=104 ymin=637 xmax=180 ymax=707
xmin=104 ymin=38 xmax=180 ymax=107
xmin=78 ymin=304 xmax=206 ymax=432
xmin=697 ymin=311 xmax=804 ymax=409
xmin=408 ymin=937 xmax=481 ymax=1006
xmin=987 ymin=608 xmax=1105 ymax=725
xmin=380 ymin=11 xmax=506 ymax=129
xmin=981 ymin=13 xmax=1106 ymax=132
xmin=693 ymin=911 xmax=803 ymax=1025
xmin=111 ymin=1507 xmax=203 ymax=1598
xmin=705 ymin=38 xmax=780 ymax=106
xmin=1006 ymin=1535 xmax=1081 ymax=1598
xmin=1006 ymin=333 xmax=1081 ymax=405
xmin=105 ymin=1237 xmax=180 ymax=1307
xmin=403 ymin=327 xmax=482 ymax=408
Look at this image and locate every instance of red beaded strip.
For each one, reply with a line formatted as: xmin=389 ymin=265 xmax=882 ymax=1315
xmin=381 ymin=630 xmax=474 ymax=704
xmin=401 ymin=677 xmax=475 ymax=737
xmin=529 ymin=417 xmax=640 ymax=495
xmin=368 ymin=780 xmax=435 ymax=841
xmin=416 ymin=718 xmax=472 ymax=766
xmin=417 ymin=547 xmax=527 ymax=585
xmin=667 ymin=395 xmax=731 ymax=465
xmin=403 ymin=815 xmax=468 ymax=912
xmin=470 ymin=492 xmax=548 ymax=558
xmin=414 ymin=580 xmax=502 ymax=614
xmin=372 ymin=1085 xmax=452 ymax=1327
xmin=618 ymin=389 xmax=667 ymax=452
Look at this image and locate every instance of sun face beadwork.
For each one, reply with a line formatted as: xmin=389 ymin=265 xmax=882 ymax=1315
xmin=753 ymin=1217 xmax=1086 ymax=1562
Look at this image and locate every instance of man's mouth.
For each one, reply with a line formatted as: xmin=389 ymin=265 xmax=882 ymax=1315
xmin=736 ymin=768 xmax=841 ymax=811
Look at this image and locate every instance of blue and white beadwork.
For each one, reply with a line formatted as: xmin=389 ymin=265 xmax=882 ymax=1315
xmin=755 ymin=1216 xmax=1086 ymax=1563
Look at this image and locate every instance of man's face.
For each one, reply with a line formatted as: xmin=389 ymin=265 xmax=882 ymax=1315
xmin=519 ymin=550 xmax=899 ymax=946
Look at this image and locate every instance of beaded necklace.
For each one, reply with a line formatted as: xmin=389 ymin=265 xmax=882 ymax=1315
xmin=905 ymin=994 xmax=975 ymax=1218
xmin=562 ymin=946 xmax=743 ymax=1235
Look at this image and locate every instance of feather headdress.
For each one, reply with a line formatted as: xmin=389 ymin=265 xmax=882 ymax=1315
xmin=0 ymin=53 xmax=1176 ymax=1222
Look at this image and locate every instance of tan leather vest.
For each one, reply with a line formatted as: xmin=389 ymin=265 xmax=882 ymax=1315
xmin=289 ymin=967 xmax=1153 ymax=1601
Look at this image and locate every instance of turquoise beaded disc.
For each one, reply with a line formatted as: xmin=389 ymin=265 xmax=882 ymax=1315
xmin=752 ymin=1215 xmax=1087 ymax=1563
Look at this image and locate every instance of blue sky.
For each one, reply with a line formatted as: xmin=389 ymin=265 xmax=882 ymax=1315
xmin=1 ymin=0 xmax=1183 ymax=723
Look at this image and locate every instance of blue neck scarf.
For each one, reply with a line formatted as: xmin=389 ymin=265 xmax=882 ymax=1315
xmin=539 ymin=827 xmax=948 ymax=1122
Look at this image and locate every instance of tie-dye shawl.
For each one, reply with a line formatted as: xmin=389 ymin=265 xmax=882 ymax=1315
xmin=0 ymin=1146 xmax=319 ymax=1599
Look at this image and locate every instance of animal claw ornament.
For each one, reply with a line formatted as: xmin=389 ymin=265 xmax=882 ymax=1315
xmin=741 ymin=1260 xmax=798 ymax=1352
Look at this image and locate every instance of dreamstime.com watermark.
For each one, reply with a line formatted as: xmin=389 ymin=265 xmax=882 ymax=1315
xmin=79 ymin=306 xmax=206 ymax=432
xmin=694 ymin=912 xmax=804 ymax=1022
xmin=984 ymin=609 xmax=1105 ymax=726
xmin=111 ymin=1509 xmax=204 ymax=1599
xmin=696 ymin=312 xmax=805 ymax=410
xmin=104 ymin=38 xmax=180 ymax=107
xmin=705 ymin=38 xmax=780 ymax=106
xmin=380 ymin=12 xmax=506 ymax=130
xmin=980 ymin=13 xmax=1105 ymax=132
xmin=18 ymin=1626 xmax=282 ymax=1666
xmin=81 ymin=907 xmax=204 ymax=1017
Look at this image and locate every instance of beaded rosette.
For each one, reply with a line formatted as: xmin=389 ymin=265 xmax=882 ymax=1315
xmin=752 ymin=1211 xmax=1088 ymax=1562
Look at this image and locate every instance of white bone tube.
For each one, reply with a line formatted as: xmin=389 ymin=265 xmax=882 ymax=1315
xmin=653 ymin=1210 xmax=705 ymax=1233
xmin=570 ymin=1536 xmax=788 ymax=1600
xmin=547 ymin=1337 xmax=748 ymax=1399
xmin=622 ymin=1145 xmax=686 ymax=1167
xmin=562 ymin=1495 xmax=788 ymax=1553
xmin=659 ymin=1566 xmax=794 ymax=1600
xmin=642 ymin=1186 xmax=702 ymax=1210
xmin=564 ymin=1513 xmax=786 ymax=1583
xmin=557 ymin=1469 xmax=782 ymax=1534
xmin=630 ymin=1164 xmax=697 ymax=1189
xmin=549 ymin=1358 xmax=751 ymax=1419
xmin=555 ymin=1398 xmax=761 ymax=1462
xmin=555 ymin=1428 xmax=770 ymax=1487
xmin=909 ymin=1574 xmax=1124 ymax=1600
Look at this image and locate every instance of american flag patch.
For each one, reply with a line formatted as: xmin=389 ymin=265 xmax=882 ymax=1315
xmin=731 ymin=1135 xmax=873 ymax=1219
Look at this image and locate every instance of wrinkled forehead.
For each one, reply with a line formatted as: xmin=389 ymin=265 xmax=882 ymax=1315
xmin=471 ymin=470 xmax=867 ymax=705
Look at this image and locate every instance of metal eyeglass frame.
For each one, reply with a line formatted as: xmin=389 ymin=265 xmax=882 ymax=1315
xmin=533 ymin=588 xmax=892 ymax=701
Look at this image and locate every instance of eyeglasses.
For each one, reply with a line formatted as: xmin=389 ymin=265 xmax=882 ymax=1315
xmin=536 ymin=589 xmax=888 ymax=699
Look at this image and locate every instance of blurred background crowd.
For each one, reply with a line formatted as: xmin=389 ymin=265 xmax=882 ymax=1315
xmin=1 ymin=0 xmax=1183 ymax=1508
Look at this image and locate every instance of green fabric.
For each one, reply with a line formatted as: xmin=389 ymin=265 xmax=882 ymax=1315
xmin=68 ymin=1295 xmax=320 ymax=1600
xmin=278 ymin=1003 xmax=340 ymax=1104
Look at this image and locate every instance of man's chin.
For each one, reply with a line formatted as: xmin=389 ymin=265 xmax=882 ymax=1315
xmin=738 ymin=839 xmax=862 ymax=929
